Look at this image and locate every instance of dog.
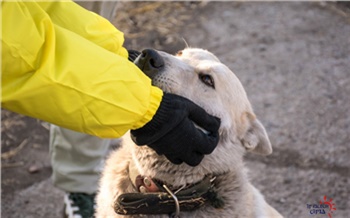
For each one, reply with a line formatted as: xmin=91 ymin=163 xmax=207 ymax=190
xmin=96 ymin=48 xmax=283 ymax=218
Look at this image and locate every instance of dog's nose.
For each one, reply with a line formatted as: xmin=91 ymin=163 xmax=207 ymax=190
xmin=135 ymin=49 xmax=164 ymax=79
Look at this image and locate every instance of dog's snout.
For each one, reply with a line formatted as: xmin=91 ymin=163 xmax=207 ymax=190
xmin=141 ymin=49 xmax=164 ymax=68
xmin=135 ymin=49 xmax=164 ymax=79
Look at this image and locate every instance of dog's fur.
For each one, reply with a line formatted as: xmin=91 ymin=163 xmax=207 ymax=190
xmin=96 ymin=48 xmax=283 ymax=218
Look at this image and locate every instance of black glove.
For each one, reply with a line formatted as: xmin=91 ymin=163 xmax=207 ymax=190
xmin=128 ymin=50 xmax=141 ymax=62
xmin=131 ymin=93 xmax=221 ymax=166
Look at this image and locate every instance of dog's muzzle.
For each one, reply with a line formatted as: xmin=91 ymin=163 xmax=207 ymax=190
xmin=134 ymin=49 xmax=164 ymax=79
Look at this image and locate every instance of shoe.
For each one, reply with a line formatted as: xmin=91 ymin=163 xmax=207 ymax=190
xmin=63 ymin=192 xmax=96 ymax=218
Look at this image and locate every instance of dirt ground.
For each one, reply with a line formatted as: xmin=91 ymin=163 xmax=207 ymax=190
xmin=1 ymin=2 xmax=350 ymax=218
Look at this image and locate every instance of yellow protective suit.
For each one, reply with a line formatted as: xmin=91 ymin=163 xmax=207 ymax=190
xmin=1 ymin=1 xmax=163 ymax=138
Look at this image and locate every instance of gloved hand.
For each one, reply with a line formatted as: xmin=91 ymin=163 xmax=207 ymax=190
xmin=131 ymin=93 xmax=221 ymax=166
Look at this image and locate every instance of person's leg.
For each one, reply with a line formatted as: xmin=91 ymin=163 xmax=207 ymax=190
xmin=50 ymin=125 xmax=111 ymax=194
xmin=50 ymin=125 xmax=111 ymax=218
xmin=49 ymin=2 xmax=119 ymax=217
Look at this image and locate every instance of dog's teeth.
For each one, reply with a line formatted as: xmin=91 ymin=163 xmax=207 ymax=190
xmin=143 ymin=177 xmax=152 ymax=187
xmin=139 ymin=186 xmax=147 ymax=193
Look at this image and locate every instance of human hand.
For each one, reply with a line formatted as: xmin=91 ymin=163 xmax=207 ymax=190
xmin=131 ymin=93 xmax=221 ymax=166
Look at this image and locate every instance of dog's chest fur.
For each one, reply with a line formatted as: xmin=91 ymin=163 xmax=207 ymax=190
xmin=96 ymin=139 xmax=257 ymax=218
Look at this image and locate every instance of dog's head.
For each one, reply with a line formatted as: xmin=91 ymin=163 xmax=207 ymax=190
xmin=132 ymin=48 xmax=272 ymax=184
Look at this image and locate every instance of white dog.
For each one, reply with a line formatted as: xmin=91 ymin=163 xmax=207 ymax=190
xmin=96 ymin=48 xmax=283 ymax=218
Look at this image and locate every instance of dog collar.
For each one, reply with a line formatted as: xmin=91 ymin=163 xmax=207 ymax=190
xmin=114 ymin=162 xmax=224 ymax=217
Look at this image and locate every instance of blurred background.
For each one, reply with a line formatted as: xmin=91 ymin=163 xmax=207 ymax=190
xmin=2 ymin=2 xmax=349 ymax=217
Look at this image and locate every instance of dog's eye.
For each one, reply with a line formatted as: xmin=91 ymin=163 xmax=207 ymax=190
xmin=176 ymin=50 xmax=183 ymax=56
xmin=199 ymin=74 xmax=215 ymax=88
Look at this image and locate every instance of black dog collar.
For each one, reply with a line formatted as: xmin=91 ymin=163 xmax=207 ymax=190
xmin=114 ymin=163 xmax=224 ymax=217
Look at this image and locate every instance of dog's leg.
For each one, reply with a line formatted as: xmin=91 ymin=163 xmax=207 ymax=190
xmin=95 ymin=146 xmax=134 ymax=218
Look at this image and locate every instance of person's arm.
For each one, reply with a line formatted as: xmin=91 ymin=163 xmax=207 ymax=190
xmin=1 ymin=1 xmax=221 ymax=166
xmin=1 ymin=1 xmax=163 ymax=138
xmin=37 ymin=1 xmax=125 ymax=56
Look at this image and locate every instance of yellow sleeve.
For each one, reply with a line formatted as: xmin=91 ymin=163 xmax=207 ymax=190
xmin=1 ymin=1 xmax=163 ymax=138
xmin=36 ymin=1 xmax=127 ymax=56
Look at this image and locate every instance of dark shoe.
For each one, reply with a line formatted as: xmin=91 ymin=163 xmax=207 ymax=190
xmin=63 ymin=193 xmax=96 ymax=218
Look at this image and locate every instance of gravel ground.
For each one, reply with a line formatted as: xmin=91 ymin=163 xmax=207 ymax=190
xmin=1 ymin=2 xmax=349 ymax=218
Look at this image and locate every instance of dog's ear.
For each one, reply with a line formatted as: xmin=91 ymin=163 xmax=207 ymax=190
xmin=241 ymin=113 xmax=272 ymax=155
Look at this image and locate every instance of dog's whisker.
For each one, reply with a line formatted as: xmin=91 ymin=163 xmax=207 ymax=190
xmin=181 ymin=37 xmax=190 ymax=48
